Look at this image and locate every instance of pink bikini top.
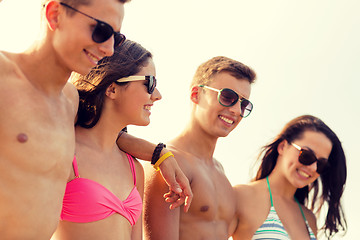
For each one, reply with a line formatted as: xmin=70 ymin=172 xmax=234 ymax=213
xmin=60 ymin=154 xmax=142 ymax=225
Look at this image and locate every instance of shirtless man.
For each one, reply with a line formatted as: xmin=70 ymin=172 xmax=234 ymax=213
xmin=143 ymin=56 xmax=256 ymax=240
xmin=0 ymin=1 xmax=190 ymax=239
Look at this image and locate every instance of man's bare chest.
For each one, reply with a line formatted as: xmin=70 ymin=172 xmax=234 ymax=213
xmin=0 ymin=87 xmax=75 ymax=172
xmin=189 ymin=168 xmax=236 ymax=221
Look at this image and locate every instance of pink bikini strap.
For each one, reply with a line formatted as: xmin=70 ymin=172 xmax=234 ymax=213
xmin=72 ymin=156 xmax=80 ymax=178
xmin=126 ymin=153 xmax=136 ymax=185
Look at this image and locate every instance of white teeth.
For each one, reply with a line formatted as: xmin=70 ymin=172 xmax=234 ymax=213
xmin=219 ymin=116 xmax=234 ymax=124
xmin=144 ymin=106 xmax=151 ymax=110
xmin=298 ymin=170 xmax=310 ymax=178
xmin=87 ymin=52 xmax=98 ymax=64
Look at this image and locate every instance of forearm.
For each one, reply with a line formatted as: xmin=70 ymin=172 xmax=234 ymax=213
xmin=117 ymin=132 xmax=193 ymax=210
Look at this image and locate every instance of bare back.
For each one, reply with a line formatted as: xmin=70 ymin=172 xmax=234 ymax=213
xmin=144 ymin=145 xmax=237 ymax=240
xmin=0 ymin=52 xmax=78 ymax=239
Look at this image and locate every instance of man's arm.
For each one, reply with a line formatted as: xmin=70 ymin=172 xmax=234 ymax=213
xmin=116 ymin=132 xmax=192 ymax=211
xmin=143 ymin=163 xmax=181 ymax=240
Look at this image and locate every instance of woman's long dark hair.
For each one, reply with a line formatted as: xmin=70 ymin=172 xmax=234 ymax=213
xmin=255 ymin=115 xmax=347 ymax=238
xmin=72 ymin=40 xmax=152 ymax=128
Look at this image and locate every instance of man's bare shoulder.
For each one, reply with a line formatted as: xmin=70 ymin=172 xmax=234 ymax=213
xmin=213 ymin=157 xmax=226 ymax=172
xmin=0 ymin=51 xmax=15 ymax=63
xmin=165 ymin=144 xmax=197 ymax=180
xmin=0 ymin=51 xmax=22 ymax=80
xmin=167 ymin=145 xmax=194 ymax=166
xmin=64 ymin=81 xmax=79 ymax=113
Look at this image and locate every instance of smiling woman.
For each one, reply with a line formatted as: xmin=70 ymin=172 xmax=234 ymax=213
xmin=232 ymin=115 xmax=347 ymax=240
xmin=51 ymin=39 xmax=161 ymax=240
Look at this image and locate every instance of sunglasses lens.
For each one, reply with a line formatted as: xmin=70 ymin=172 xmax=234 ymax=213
xmin=240 ymin=99 xmax=253 ymax=118
xmin=219 ymin=89 xmax=238 ymax=107
xmin=114 ymin=33 xmax=126 ymax=47
xmin=92 ymin=22 xmax=114 ymax=43
xmin=298 ymin=149 xmax=317 ymax=166
xmin=145 ymin=76 xmax=156 ymax=94
xmin=316 ymin=158 xmax=328 ymax=174
xmin=298 ymin=149 xmax=328 ymax=174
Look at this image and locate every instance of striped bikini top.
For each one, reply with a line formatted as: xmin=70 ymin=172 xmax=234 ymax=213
xmin=252 ymin=177 xmax=316 ymax=240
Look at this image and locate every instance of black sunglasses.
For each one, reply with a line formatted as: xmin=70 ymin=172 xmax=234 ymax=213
xmin=60 ymin=2 xmax=126 ymax=47
xmin=199 ymin=85 xmax=253 ymax=118
xmin=116 ymin=75 xmax=157 ymax=94
xmin=291 ymin=142 xmax=328 ymax=174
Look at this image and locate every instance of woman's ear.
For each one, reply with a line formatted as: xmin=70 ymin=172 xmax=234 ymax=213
xmin=45 ymin=1 xmax=61 ymax=31
xmin=277 ymin=140 xmax=286 ymax=156
xmin=190 ymin=86 xmax=201 ymax=104
xmin=105 ymin=83 xmax=117 ymax=99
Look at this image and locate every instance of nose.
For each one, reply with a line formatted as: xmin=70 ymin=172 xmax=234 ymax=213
xmin=151 ymin=88 xmax=162 ymax=102
xmin=98 ymin=37 xmax=115 ymax=57
xmin=228 ymin=100 xmax=242 ymax=117
xmin=308 ymin=161 xmax=318 ymax=173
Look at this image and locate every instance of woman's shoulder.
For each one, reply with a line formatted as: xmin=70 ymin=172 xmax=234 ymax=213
xmin=233 ymin=178 xmax=271 ymax=231
xmin=127 ymin=154 xmax=144 ymax=171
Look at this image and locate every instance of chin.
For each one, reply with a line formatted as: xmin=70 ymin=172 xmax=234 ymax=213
xmin=72 ymin=62 xmax=96 ymax=76
xmin=217 ymin=131 xmax=231 ymax=138
xmin=79 ymin=68 xmax=93 ymax=76
xmin=139 ymin=119 xmax=151 ymax=126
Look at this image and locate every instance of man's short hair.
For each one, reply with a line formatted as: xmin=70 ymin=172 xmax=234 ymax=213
xmin=191 ymin=56 xmax=256 ymax=88
xmin=41 ymin=0 xmax=130 ymax=17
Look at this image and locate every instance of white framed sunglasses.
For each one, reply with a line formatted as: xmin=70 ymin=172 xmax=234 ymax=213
xmin=116 ymin=75 xmax=157 ymax=94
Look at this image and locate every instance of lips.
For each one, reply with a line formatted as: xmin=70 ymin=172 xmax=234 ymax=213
xmin=84 ymin=49 xmax=100 ymax=65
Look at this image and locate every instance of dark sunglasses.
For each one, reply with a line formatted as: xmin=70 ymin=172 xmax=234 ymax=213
xmin=116 ymin=75 xmax=157 ymax=94
xmin=199 ymin=85 xmax=253 ymax=118
xmin=60 ymin=2 xmax=126 ymax=47
xmin=291 ymin=142 xmax=328 ymax=174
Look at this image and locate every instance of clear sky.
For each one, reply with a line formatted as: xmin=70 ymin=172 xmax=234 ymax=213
xmin=1 ymin=0 xmax=359 ymax=239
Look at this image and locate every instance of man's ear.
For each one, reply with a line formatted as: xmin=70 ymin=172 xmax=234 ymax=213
xmin=45 ymin=1 xmax=61 ymax=31
xmin=190 ymin=86 xmax=201 ymax=104
xmin=105 ymin=83 xmax=117 ymax=99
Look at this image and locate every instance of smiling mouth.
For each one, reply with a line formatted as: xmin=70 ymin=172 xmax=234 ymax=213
xmin=297 ymin=169 xmax=310 ymax=178
xmin=219 ymin=115 xmax=234 ymax=124
xmin=84 ymin=50 xmax=99 ymax=65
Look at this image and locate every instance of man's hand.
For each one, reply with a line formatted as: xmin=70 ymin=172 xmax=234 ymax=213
xmin=114 ymin=132 xmax=192 ymax=211
xmin=158 ymin=155 xmax=192 ymax=212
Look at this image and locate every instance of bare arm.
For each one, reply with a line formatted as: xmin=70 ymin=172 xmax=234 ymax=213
xmin=231 ymin=184 xmax=259 ymax=240
xmin=116 ymin=132 xmax=192 ymax=211
xmin=143 ymin=163 xmax=181 ymax=240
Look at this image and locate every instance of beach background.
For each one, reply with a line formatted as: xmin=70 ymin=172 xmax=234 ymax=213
xmin=1 ymin=0 xmax=359 ymax=239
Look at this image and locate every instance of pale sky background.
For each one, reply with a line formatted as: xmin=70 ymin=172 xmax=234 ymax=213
xmin=0 ymin=0 xmax=359 ymax=239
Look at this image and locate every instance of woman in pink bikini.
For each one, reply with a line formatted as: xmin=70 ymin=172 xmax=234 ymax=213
xmin=51 ymin=39 xmax=161 ymax=239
